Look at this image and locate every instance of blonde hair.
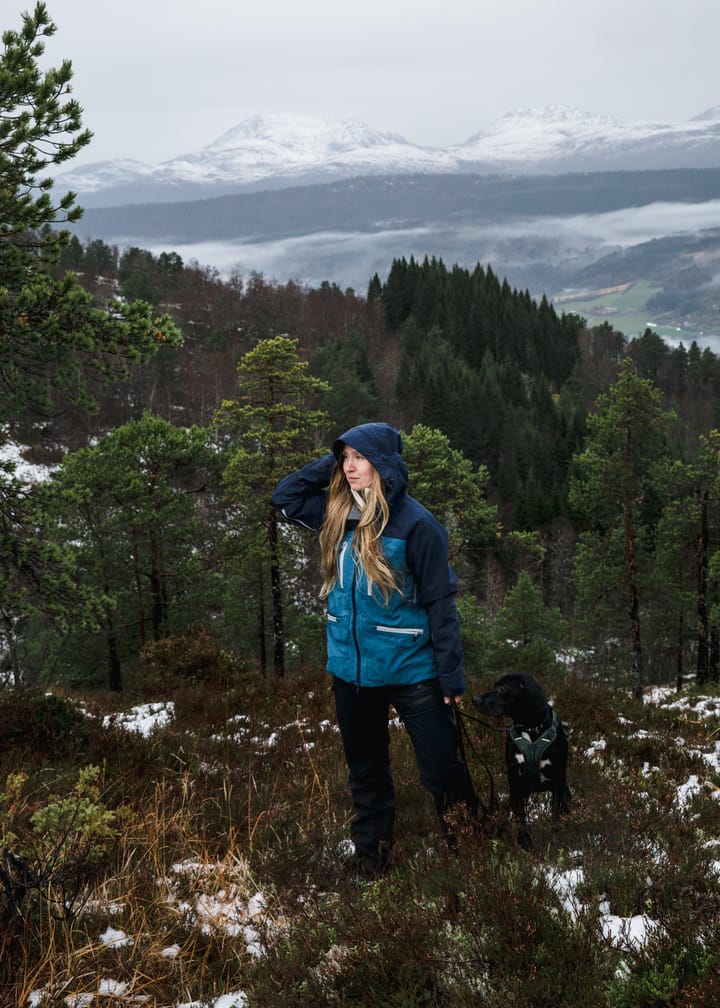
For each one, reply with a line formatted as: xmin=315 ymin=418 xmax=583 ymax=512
xmin=319 ymin=462 xmax=400 ymax=604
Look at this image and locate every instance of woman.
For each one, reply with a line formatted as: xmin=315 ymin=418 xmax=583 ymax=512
xmin=272 ymin=422 xmax=477 ymax=876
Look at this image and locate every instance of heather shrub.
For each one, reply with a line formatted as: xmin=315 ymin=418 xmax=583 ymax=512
xmin=131 ymin=626 xmax=237 ymax=695
xmin=0 ymin=690 xmax=90 ymax=764
xmin=0 ymin=668 xmax=718 ymax=1005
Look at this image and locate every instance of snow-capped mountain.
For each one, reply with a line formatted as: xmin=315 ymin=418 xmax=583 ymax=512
xmin=452 ymin=104 xmax=720 ymax=172
xmin=691 ymin=105 xmax=720 ymax=122
xmin=161 ymin=113 xmax=466 ymax=191
xmin=58 ymin=113 xmax=458 ymax=206
xmin=57 ymin=106 xmax=720 ymax=207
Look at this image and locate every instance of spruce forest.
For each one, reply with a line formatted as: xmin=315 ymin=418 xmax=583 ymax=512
xmin=2 ymin=5 xmax=720 ymax=1007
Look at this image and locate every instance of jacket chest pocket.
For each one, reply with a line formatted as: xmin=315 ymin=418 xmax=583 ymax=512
xmin=326 ymin=612 xmax=351 ymax=670
xmin=327 ymin=612 xmax=350 ymax=638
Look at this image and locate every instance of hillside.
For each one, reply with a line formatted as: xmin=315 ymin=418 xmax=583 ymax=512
xmin=71 ymin=169 xmax=720 ymax=245
xmin=559 ymin=229 xmax=720 ymax=341
xmin=3 ymin=669 xmax=720 ymax=1005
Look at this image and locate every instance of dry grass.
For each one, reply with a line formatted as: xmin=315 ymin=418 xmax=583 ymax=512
xmin=1 ymin=664 xmax=720 ymax=1006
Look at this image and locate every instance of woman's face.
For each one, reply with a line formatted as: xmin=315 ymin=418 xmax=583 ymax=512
xmin=341 ymin=446 xmax=375 ymax=491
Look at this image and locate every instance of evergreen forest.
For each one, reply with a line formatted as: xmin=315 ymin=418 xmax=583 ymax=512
xmin=16 ymin=194 xmax=720 ymax=696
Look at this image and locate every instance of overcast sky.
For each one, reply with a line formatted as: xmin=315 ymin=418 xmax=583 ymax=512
xmin=25 ymin=0 xmax=720 ymax=165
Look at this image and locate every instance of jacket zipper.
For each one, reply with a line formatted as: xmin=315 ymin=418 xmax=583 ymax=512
xmin=339 ymin=536 xmax=361 ymax=688
xmin=352 ymin=568 xmax=361 ymax=690
xmin=375 ymin=625 xmax=424 ymax=639
xmin=338 ymin=539 xmax=348 ymax=589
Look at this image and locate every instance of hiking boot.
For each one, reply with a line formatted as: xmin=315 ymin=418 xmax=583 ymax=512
xmin=351 ymin=842 xmax=393 ymax=883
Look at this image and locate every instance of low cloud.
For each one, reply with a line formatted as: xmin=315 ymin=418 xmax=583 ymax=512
xmin=137 ymin=199 xmax=720 ymax=300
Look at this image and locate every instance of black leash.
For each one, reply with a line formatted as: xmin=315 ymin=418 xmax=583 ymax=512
xmin=457 ymin=706 xmax=510 ymax=734
xmin=452 ymin=704 xmax=503 ymax=820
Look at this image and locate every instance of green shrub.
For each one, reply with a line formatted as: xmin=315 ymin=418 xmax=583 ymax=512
xmin=0 ymin=690 xmax=90 ymax=763
xmin=131 ymin=626 xmax=237 ymax=695
xmin=0 ymin=764 xmax=124 ymax=920
xmin=608 ymin=938 xmax=720 ymax=1008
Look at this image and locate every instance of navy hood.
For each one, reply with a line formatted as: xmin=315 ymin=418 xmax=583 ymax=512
xmin=333 ymin=422 xmax=408 ymax=502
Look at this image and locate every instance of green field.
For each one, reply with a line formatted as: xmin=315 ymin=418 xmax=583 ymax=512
xmin=551 ymin=280 xmax=705 ymax=346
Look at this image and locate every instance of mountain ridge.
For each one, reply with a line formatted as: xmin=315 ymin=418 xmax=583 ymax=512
xmin=70 ymin=168 xmax=720 ymax=245
xmin=59 ymin=106 xmax=720 ymax=207
xmin=66 ymin=167 xmax=720 ymax=311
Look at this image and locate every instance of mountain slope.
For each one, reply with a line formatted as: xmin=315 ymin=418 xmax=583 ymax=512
xmin=455 ymin=105 xmax=720 ymax=171
xmin=58 ymin=107 xmax=720 ymax=207
xmin=70 ymin=168 xmax=720 ymax=245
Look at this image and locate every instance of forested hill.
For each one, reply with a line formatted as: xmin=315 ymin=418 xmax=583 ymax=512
xmin=70 ymin=167 xmax=720 ymax=244
xmin=9 ymin=223 xmax=720 ymax=692
xmin=47 ymin=237 xmax=720 ymax=535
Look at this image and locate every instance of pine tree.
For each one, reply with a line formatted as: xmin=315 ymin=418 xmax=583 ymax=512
xmin=403 ymin=423 xmax=497 ymax=592
xmin=493 ymin=570 xmax=567 ymax=677
xmin=693 ymin=431 xmax=720 ymax=684
xmin=366 ymin=273 xmax=382 ymax=301
xmin=569 ymin=358 xmax=676 ymax=696
xmin=214 ymin=337 xmax=329 ymax=676
xmin=0 ymin=4 xmax=181 ymax=678
xmin=644 ymin=472 xmax=700 ymax=687
xmin=40 ymin=414 xmax=217 ymax=690
xmin=0 ymin=3 xmax=181 ymax=421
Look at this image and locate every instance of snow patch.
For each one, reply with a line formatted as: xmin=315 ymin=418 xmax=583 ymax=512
xmin=545 ymin=866 xmax=664 ymax=949
xmin=102 ymin=701 xmax=175 ymax=736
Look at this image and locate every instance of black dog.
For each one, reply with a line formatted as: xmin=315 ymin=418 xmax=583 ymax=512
xmin=472 ymin=672 xmax=571 ymax=849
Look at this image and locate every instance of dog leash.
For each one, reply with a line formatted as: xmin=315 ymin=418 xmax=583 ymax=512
xmin=456 ymin=707 xmax=509 ymax=734
xmin=452 ymin=704 xmax=498 ymax=819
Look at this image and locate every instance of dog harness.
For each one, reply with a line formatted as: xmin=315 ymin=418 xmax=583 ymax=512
xmin=509 ymin=711 xmax=560 ymax=782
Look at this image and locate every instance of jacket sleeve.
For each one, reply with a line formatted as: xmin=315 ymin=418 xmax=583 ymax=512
xmin=271 ymin=453 xmax=337 ymax=532
xmin=406 ymin=516 xmax=465 ymax=698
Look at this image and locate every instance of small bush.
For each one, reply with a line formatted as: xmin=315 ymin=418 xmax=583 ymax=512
xmin=0 ymin=690 xmax=89 ymax=763
xmin=607 ymin=937 xmax=720 ymax=1008
xmin=0 ymin=764 xmax=124 ymax=921
xmin=132 ymin=627 xmax=236 ymax=695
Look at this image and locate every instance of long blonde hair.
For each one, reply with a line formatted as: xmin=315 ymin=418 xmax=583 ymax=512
xmin=319 ymin=463 xmax=400 ymax=603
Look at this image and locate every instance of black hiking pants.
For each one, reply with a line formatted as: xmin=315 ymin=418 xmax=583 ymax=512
xmin=332 ymin=676 xmax=478 ymax=868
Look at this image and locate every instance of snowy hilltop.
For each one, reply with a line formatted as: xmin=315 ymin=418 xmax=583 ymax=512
xmin=57 ymin=106 xmax=720 ymax=207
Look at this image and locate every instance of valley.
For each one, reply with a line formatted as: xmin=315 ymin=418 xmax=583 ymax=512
xmin=86 ymin=183 xmax=720 ymax=353
xmin=552 ymin=280 xmax=712 ymax=350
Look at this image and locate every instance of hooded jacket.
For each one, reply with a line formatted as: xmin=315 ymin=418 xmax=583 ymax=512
xmin=271 ymin=423 xmax=464 ymax=697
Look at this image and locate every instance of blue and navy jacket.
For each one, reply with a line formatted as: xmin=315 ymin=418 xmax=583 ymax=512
xmin=271 ymin=423 xmax=465 ymax=697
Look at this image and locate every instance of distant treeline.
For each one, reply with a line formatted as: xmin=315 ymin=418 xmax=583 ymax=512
xmin=50 ymin=236 xmax=720 ymax=533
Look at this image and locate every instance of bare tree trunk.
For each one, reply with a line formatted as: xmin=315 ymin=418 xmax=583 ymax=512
xmin=269 ymin=511 xmax=285 ymax=676
xmin=131 ymin=531 xmax=148 ymax=647
xmin=625 ymin=433 xmax=643 ymax=699
xmin=676 ymin=616 xmax=684 ymax=693
xmin=710 ymin=624 xmax=719 ymax=683
xmin=696 ymin=490 xmax=709 ymax=685
xmin=149 ymin=529 xmax=167 ymax=641
xmin=104 ymin=601 xmax=122 ymax=692
xmin=0 ymin=609 xmax=24 ymax=688
xmin=628 ymin=578 xmax=643 ymax=698
xmin=258 ymin=569 xmax=267 ymax=677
